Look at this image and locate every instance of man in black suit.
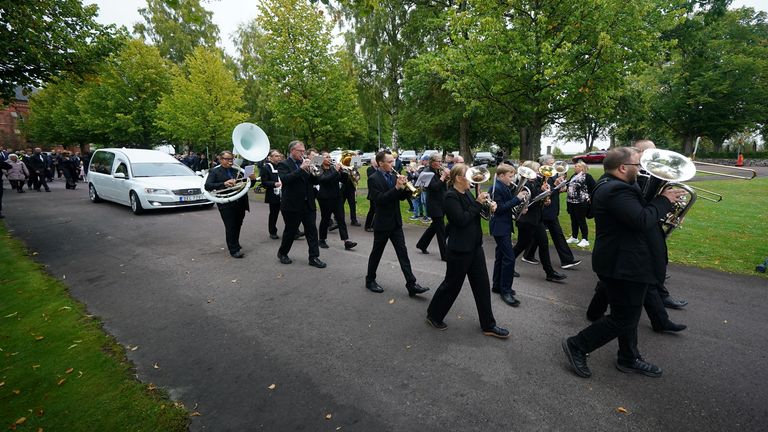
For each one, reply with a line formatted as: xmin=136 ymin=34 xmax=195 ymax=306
xmin=415 ymin=154 xmax=448 ymax=260
xmin=276 ymin=141 xmax=326 ymax=268
xmin=341 ymin=163 xmax=361 ymax=226
xmin=259 ymin=149 xmax=283 ymax=240
xmin=204 ymin=150 xmax=256 ymax=258
xmin=26 ymin=148 xmax=50 ymax=192
xmin=562 ymin=147 xmax=686 ymax=379
xmin=363 ymin=159 xmax=378 ymax=232
xmin=365 ymin=151 xmax=429 ymax=296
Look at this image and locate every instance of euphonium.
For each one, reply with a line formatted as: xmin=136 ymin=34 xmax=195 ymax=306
xmin=510 ymin=166 xmax=537 ymax=220
xmin=639 ymin=148 xmax=699 ymax=237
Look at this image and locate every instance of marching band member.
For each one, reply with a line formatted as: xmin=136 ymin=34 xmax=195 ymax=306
xmin=563 ymin=148 xmax=686 ymax=378
xmin=415 ymin=154 xmax=448 ymax=260
xmin=204 ymin=150 xmax=257 ymax=258
xmin=489 ymin=164 xmax=528 ymax=307
xmin=317 ymin=151 xmax=357 ymax=250
xmin=426 ymin=163 xmax=509 ymax=339
xmin=365 ymin=151 xmax=429 ymax=297
xmin=276 ymin=141 xmax=326 ymax=268
xmin=341 ymin=160 xmax=361 ymax=227
xmin=364 ymin=158 xmax=378 ymax=232
xmin=259 ymin=149 xmax=283 ymax=240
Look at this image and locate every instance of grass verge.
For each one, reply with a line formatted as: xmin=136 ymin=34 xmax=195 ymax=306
xmin=0 ymin=224 xmax=188 ymax=431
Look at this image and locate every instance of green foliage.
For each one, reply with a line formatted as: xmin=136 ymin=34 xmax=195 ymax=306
xmin=156 ymin=47 xmax=248 ymax=154
xmin=134 ymin=0 xmax=220 ymax=65
xmin=0 ymin=225 xmax=189 ymax=431
xmin=26 ymin=75 xmax=93 ymax=148
xmin=248 ymin=0 xmax=365 ymax=149
xmin=0 ymin=0 xmax=123 ymax=101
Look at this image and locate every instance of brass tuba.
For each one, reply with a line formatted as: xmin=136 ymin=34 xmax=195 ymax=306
xmin=201 ymin=123 xmax=269 ymax=204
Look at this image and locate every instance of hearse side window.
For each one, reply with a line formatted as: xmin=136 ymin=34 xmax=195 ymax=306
xmin=115 ymin=163 xmax=128 ymax=176
xmin=92 ymin=151 xmax=115 ymax=175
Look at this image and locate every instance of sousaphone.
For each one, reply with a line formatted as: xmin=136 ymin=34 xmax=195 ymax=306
xmin=202 ymin=123 xmax=270 ymax=204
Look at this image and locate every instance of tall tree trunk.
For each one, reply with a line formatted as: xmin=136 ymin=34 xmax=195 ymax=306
xmin=459 ymin=116 xmax=472 ymax=165
xmin=519 ymin=116 xmax=543 ymax=161
xmin=682 ymin=134 xmax=696 ymax=155
xmin=609 ymin=134 xmax=616 ymax=149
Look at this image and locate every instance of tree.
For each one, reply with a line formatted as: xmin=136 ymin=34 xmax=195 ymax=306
xmin=134 ymin=0 xmax=220 ymax=65
xmin=245 ymin=0 xmax=365 ymax=148
xmin=78 ymin=40 xmax=175 ymax=148
xmin=432 ymin=0 xmax=682 ymax=160
xmin=0 ymin=0 xmax=122 ymax=101
xmin=25 ymin=75 xmax=94 ymax=149
xmin=156 ymin=47 xmax=248 ymax=153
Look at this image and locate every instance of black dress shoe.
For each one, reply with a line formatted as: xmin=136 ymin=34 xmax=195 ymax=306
xmin=344 ymin=240 xmax=357 ymax=250
xmin=426 ymin=316 xmax=447 ymax=330
xmin=277 ymin=253 xmax=292 ymax=264
xmin=491 ymin=286 xmax=500 ymax=294
xmin=513 ymin=271 xmax=520 ymax=277
xmin=269 ymin=233 xmax=280 ymax=240
xmin=662 ymin=297 xmax=688 ymax=309
xmin=319 ymin=240 xmax=329 ymax=249
xmin=653 ymin=322 xmax=687 ymax=333
xmin=230 ymin=251 xmax=245 ymax=258
xmin=351 ymin=221 xmax=361 ymax=227
xmin=615 ymin=357 xmax=662 ymax=378
xmin=418 ymin=247 xmax=429 ymax=254
xmin=546 ymin=271 xmax=567 ymax=282
xmin=406 ymin=283 xmax=430 ymax=297
xmin=501 ymin=293 xmax=521 ymax=307
xmin=586 ymin=313 xmax=603 ymax=322
xmin=308 ymin=257 xmax=327 ymax=268
xmin=482 ymin=326 xmax=510 ymax=339
xmin=562 ymin=338 xmax=591 ymax=378
xmin=365 ymin=280 xmax=384 ymax=293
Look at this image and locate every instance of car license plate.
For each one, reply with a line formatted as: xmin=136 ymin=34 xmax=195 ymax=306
xmin=180 ymin=194 xmax=204 ymax=202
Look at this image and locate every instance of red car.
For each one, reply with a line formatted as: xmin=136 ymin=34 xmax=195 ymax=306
xmin=572 ymin=151 xmax=607 ymax=164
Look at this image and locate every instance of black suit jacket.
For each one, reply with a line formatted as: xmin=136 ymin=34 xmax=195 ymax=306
xmin=517 ymin=177 xmax=546 ymax=226
xmin=488 ymin=179 xmax=521 ymax=237
xmin=277 ymin=158 xmax=319 ymax=212
xmin=444 ymin=188 xmax=483 ymax=252
xmin=259 ymin=162 xmax=281 ymax=204
xmin=368 ymin=170 xmax=409 ymax=231
xmin=423 ymin=168 xmax=446 ymax=218
xmin=26 ymin=153 xmax=47 ymax=173
xmin=591 ymin=174 xmax=672 ymax=286
xmin=541 ymin=176 xmax=565 ymax=221
xmin=317 ymin=168 xmax=347 ymax=200
xmin=204 ymin=165 xmax=250 ymax=211
xmin=366 ymin=166 xmax=377 ymax=199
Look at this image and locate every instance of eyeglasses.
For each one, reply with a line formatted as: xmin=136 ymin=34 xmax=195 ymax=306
xmin=221 ymin=157 xmax=234 ymax=161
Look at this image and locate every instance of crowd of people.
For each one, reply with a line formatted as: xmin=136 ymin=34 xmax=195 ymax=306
xmin=202 ymin=141 xmax=690 ymax=379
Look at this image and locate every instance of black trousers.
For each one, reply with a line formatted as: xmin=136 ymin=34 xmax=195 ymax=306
xmin=572 ymin=277 xmax=647 ymax=364
xmin=218 ymin=205 xmax=246 ymax=255
xmin=10 ymin=180 xmax=24 ymax=192
xmin=342 ymin=188 xmax=358 ymax=223
xmin=279 ymin=209 xmax=320 ymax=258
xmin=0 ymin=180 xmax=3 ymax=213
xmin=364 ymin=200 xmax=376 ymax=229
xmin=492 ymin=234 xmax=517 ymax=295
xmin=416 ymin=215 xmax=446 ymax=259
xmin=267 ymin=201 xmax=281 ymax=236
xmin=568 ymin=202 xmax=589 ymax=240
xmin=524 ymin=218 xmax=575 ymax=265
xmin=586 ymin=280 xmax=671 ymax=329
xmin=514 ymin=222 xmax=555 ymax=275
xmin=31 ymin=170 xmax=49 ymax=191
xmin=366 ymin=227 xmax=416 ymax=287
xmin=427 ymin=247 xmax=497 ymax=331
xmin=319 ymin=198 xmax=348 ymax=241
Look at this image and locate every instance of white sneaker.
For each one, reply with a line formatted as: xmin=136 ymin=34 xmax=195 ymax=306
xmin=577 ymin=239 xmax=590 ymax=248
xmin=566 ymin=237 xmax=579 ymax=244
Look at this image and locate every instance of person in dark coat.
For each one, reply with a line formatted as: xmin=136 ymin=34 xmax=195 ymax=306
xmin=26 ymin=148 xmax=50 ymax=192
xmin=259 ymin=149 xmax=283 ymax=240
xmin=363 ymin=159 xmax=378 ymax=231
xmin=316 ymin=151 xmax=356 ymax=250
xmin=276 ymin=141 xmax=326 ymax=268
xmin=58 ymin=151 xmax=78 ymax=189
xmin=364 ymin=151 xmax=429 ymax=297
xmin=415 ymin=154 xmax=448 ymax=260
xmin=426 ymin=163 xmax=509 ymax=339
xmin=204 ymin=150 xmax=256 ymax=258
xmin=562 ymin=147 xmax=686 ymax=379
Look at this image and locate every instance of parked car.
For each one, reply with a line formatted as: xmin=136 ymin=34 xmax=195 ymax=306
xmin=400 ymin=150 xmax=418 ymax=163
xmin=420 ymin=149 xmax=440 ymax=161
xmin=473 ymin=151 xmax=496 ymax=167
xmin=87 ymin=148 xmax=212 ymax=215
xmin=571 ymin=151 xmax=607 ymax=164
xmin=360 ymin=152 xmax=375 ymax=165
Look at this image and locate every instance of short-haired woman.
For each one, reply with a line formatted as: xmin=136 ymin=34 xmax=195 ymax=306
xmin=566 ymin=161 xmax=596 ymax=248
xmin=426 ymin=163 xmax=510 ymax=338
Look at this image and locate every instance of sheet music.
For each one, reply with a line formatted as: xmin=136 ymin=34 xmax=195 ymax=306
xmin=243 ymin=164 xmax=255 ymax=178
xmin=415 ymin=171 xmax=435 ymax=188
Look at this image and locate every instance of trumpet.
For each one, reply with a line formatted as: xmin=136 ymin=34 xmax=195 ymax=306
xmin=304 ymin=156 xmax=323 ymax=176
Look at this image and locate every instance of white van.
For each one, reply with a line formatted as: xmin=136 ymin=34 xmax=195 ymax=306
xmin=87 ymin=148 xmax=212 ymax=214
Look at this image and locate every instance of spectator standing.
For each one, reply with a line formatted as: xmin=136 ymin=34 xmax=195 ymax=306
xmin=566 ymin=161 xmax=596 ymax=247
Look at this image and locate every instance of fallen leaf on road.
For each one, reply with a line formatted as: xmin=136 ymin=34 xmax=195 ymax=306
xmin=190 ymin=411 xmax=202 ymax=417
xmin=268 ymin=384 xmax=276 ymax=390
xmin=130 ymin=345 xmax=139 ymax=351
xmin=58 ymin=306 xmax=71 ymax=312
xmin=616 ymin=407 xmax=628 ymax=414
xmin=207 ymin=298 xmax=214 ymax=303
xmin=325 ymin=413 xmax=332 ymax=420
xmin=231 ymin=279 xmax=237 ymax=283
xmin=0 ymin=381 xmax=4 ymax=387
xmin=15 ymin=417 xmax=26 ymax=425
xmin=62 ymin=275 xmax=66 ymax=279
xmin=153 ymin=363 xmax=160 ymax=369
xmin=723 ymin=320 xmax=728 ymax=324
xmin=32 ymin=251 xmax=39 ymax=255
xmin=406 ymin=345 xmax=411 ymax=349
xmin=65 ymin=368 xmax=74 ymax=374
xmin=57 ymin=378 xmax=66 ymax=386
xmin=148 ymin=383 xmax=157 ymax=391
xmin=388 ymin=299 xmax=395 ymax=304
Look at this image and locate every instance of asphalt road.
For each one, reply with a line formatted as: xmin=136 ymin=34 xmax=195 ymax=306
xmin=2 ymin=180 xmax=767 ymax=431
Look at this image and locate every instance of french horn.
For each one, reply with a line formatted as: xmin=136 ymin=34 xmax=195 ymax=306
xmin=201 ymin=122 xmax=270 ymax=204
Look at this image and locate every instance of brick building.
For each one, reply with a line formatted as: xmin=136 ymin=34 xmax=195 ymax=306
xmin=0 ymin=87 xmax=30 ymax=151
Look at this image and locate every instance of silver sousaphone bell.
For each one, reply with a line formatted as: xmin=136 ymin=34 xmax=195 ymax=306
xmin=202 ymin=122 xmax=270 ymax=204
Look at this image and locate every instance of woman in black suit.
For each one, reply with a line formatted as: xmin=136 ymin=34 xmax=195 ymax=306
xmin=259 ymin=149 xmax=283 ymax=239
xmin=426 ymin=163 xmax=509 ymax=339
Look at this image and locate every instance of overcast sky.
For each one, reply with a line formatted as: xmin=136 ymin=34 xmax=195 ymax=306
xmin=85 ymin=0 xmax=768 ymax=153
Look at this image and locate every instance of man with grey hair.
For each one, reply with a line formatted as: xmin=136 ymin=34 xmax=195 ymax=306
xmin=522 ymin=154 xmax=581 ymax=269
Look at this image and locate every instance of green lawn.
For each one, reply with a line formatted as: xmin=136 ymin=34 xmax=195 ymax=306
xmin=350 ymin=165 xmax=768 ymax=277
xmin=0 ymin=225 xmax=189 ymax=431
